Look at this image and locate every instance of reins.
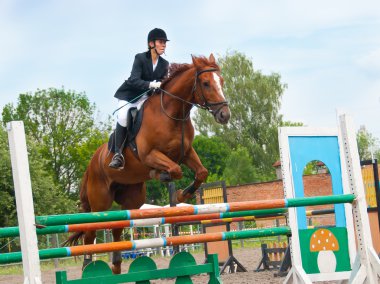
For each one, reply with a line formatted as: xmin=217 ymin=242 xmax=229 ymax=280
xmin=112 ymin=68 xmax=228 ymax=120
xmin=159 ymin=67 xmax=228 ymax=121
xmin=158 ymin=67 xmax=228 ymax=165
xmin=112 ymin=90 xmax=151 ymax=115
xmin=111 ymin=67 xmax=229 ymax=165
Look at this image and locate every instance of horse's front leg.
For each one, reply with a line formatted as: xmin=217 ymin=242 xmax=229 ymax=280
xmin=143 ymin=149 xmax=183 ymax=181
xmin=175 ymin=147 xmax=208 ymax=203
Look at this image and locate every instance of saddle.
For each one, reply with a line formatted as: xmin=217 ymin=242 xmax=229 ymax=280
xmin=107 ymin=104 xmax=145 ymax=157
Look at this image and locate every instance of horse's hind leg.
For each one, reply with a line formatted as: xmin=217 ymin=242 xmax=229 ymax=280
xmin=82 ymin=230 xmax=97 ymax=269
xmin=111 ymin=227 xmax=124 ymax=274
xmin=111 ymin=182 xmax=146 ymax=274
xmin=82 ymin=171 xmax=114 ymax=270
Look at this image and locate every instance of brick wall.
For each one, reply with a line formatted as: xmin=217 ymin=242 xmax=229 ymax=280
xmin=196 ymin=173 xmax=337 ymax=229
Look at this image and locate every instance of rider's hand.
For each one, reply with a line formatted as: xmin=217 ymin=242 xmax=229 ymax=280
xmin=149 ymin=81 xmax=161 ymax=89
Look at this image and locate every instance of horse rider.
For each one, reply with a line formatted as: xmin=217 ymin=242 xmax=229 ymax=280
xmin=109 ymin=28 xmax=170 ymax=169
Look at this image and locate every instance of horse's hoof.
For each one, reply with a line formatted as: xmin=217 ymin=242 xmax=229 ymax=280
xmin=175 ymin=189 xmax=193 ymax=203
xmin=159 ymin=172 xmax=172 ymax=182
xmin=171 ymin=189 xmax=181 ymax=204
xmin=112 ymin=263 xmax=122 ymax=274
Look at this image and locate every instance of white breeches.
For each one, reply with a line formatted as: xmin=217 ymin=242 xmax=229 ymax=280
xmin=116 ymin=95 xmax=148 ymax=127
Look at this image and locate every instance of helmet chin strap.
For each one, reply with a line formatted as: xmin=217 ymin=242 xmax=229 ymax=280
xmin=149 ymin=42 xmax=159 ymax=54
xmin=150 ymin=41 xmax=166 ymax=56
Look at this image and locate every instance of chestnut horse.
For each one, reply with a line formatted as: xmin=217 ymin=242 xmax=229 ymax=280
xmin=67 ymin=54 xmax=230 ymax=273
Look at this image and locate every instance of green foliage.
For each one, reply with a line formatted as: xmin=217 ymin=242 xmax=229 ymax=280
xmin=27 ymin=139 xmax=77 ymax=216
xmin=0 ymin=125 xmax=15 ymax=227
xmin=0 ymin=88 xmax=110 ymax=233
xmin=222 ymin=146 xmax=257 ymax=185
xmin=356 ymin=126 xmax=380 ymax=161
xmin=281 ymin=121 xmax=304 ymax=127
xmin=0 ymin=123 xmax=76 ymax=232
xmin=2 ymin=88 xmax=112 ymax=195
xmin=194 ymin=51 xmax=287 ymax=181
xmin=302 ymin=160 xmax=329 ymax=175
xmin=146 ymin=180 xmax=170 ymax=205
xmin=192 ymin=135 xmax=230 ymax=178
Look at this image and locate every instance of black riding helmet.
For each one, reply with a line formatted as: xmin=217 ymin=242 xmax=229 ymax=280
xmin=147 ymin=28 xmax=169 ymax=42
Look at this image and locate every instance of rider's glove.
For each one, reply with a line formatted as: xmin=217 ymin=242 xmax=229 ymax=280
xmin=149 ymin=80 xmax=161 ymax=89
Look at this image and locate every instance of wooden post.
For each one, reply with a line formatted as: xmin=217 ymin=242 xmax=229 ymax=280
xmin=7 ymin=121 xmax=42 ymax=284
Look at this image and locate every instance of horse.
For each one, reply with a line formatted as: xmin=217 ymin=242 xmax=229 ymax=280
xmin=66 ymin=54 xmax=231 ymax=274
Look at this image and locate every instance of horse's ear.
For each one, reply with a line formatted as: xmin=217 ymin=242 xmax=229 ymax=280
xmin=191 ymin=54 xmax=199 ymax=68
xmin=209 ymin=53 xmax=216 ymax=63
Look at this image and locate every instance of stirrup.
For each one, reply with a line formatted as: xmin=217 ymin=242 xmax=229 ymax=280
xmin=109 ymin=153 xmax=125 ymax=169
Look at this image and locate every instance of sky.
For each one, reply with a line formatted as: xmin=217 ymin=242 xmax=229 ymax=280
xmin=1 ymin=0 xmax=380 ymax=139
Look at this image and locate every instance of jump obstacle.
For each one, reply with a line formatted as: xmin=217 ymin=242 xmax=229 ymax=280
xmin=0 ymin=193 xmax=353 ymax=264
xmin=197 ymin=181 xmax=247 ymax=274
xmin=0 ymin=207 xmax=288 ymax=238
xmin=279 ymin=115 xmax=380 ymax=283
xmin=255 ymin=242 xmax=289 ymax=273
xmin=2 ymin=114 xmax=380 ymax=283
xmin=56 ymin=251 xmax=222 ymax=284
xmin=0 ymin=193 xmax=354 ymax=264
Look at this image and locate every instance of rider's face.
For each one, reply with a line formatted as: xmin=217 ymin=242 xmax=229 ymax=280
xmin=150 ymin=39 xmax=167 ymax=55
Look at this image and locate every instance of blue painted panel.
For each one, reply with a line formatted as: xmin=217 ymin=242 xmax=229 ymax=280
xmin=288 ymin=136 xmax=346 ymax=229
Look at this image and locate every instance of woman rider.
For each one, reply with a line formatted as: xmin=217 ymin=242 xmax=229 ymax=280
xmin=109 ymin=28 xmax=169 ymax=169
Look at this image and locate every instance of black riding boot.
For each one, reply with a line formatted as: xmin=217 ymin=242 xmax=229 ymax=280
xmin=109 ymin=123 xmax=127 ymax=169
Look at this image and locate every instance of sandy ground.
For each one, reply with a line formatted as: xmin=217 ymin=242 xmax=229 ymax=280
xmin=0 ymin=248 xmax=285 ymax=283
xmin=0 ymin=247 xmax=344 ymax=284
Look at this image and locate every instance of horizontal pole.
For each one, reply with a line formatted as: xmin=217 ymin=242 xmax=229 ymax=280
xmin=286 ymin=194 xmax=355 ymax=208
xmin=35 ymin=194 xmax=355 ymax=226
xmin=0 ymin=226 xmax=291 ymax=264
xmin=0 ymin=206 xmax=340 ymax=239
xmin=0 ymin=208 xmax=287 ymax=238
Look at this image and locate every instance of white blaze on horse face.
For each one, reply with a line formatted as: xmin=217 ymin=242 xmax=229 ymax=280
xmin=212 ymin=73 xmax=226 ymax=99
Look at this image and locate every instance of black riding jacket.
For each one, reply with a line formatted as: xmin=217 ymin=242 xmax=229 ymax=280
xmin=114 ymin=51 xmax=169 ymax=102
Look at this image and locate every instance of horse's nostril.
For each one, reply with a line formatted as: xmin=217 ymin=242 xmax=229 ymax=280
xmin=224 ymin=111 xmax=230 ymax=121
xmin=217 ymin=110 xmax=230 ymax=124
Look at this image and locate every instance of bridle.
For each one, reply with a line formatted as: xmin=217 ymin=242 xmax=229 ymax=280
xmin=160 ymin=68 xmax=229 ymax=121
xmin=159 ymin=67 xmax=229 ymax=164
xmin=192 ymin=68 xmax=229 ymax=116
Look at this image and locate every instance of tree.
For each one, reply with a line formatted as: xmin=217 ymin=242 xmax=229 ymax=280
xmin=191 ymin=135 xmax=230 ymax=178
xmin=0 ymin=123 xmax=76 ymax=228
xmin=2 ymin=88 xmax=112 ymax=195
xmin=222 ymin=146 xmax=257 ymax=185
xmin=0 ymin=125 xmax=15 ymax=227
xmin=194 ymin=51 xmax=287 ymax=181
xmin=357 ymin=126 xmax=380 ymax=161
xmin=281 ymin=121 xmax=304 ymax=127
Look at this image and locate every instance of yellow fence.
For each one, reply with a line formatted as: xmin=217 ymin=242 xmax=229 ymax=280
xmin=362 ymin=165 xmax=377 ymax=207
xmin=202 ymin=186 xmax=224 ymax=204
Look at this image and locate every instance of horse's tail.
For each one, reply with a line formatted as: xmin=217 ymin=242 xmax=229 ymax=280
xmin=63 ymin=169 xmax=91 ymax=247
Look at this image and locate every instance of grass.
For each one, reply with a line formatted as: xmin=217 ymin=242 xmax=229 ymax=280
xmin=0 ymin=254 xmax=113 ymax=275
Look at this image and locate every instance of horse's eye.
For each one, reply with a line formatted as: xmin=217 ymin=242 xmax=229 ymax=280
xmin=203 ymin=82 xmax=210 ymax=88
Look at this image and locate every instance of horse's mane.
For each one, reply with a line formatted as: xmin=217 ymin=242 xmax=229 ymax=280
xmin=162 ymin=56 xmax=220 ymax=88
xmin=161 ymin=63 xmax=192 ymax=87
